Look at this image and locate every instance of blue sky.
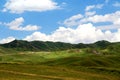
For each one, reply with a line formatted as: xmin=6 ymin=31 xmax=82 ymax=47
xmin=0 ymin=0 xmax=120 ymax=44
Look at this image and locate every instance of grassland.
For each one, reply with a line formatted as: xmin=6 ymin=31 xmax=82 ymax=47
xmin=0 ymin=49 xmax=120 ymax=80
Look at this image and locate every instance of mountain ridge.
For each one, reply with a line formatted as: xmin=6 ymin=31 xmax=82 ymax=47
xmin=0 ymin=39 xmax=73 ymax=51
xmin=0 ymin=39 xmax=119 ymax=52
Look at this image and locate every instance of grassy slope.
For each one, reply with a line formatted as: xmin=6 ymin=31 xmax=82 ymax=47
xmin=0 ymin=49 xmax=120 ymax=80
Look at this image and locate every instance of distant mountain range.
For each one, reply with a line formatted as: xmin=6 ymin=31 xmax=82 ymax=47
xmin=0 ymin=40 xmax=73 ymax=51
xmin=0 ymin=40 xmax=120 ymax=52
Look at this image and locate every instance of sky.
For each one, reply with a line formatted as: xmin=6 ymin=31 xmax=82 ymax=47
xmin=0 ymin=0 xmax=120 ymax=44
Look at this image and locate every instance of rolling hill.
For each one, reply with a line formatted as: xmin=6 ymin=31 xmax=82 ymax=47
xmin=0 ymin=40 xmax=73 ymax=51
xmin=0 ymin=40 xmax=117 ymax=51
xmin=0 ymin=40 xmax=120 ymax=80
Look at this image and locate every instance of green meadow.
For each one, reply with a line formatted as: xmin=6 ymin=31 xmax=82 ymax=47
xmin=0 ymin=48 xmax=120 ymax=80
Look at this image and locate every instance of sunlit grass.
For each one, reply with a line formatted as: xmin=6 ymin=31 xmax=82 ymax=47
xmin=0 ymin=49 xmax=120 ymax=80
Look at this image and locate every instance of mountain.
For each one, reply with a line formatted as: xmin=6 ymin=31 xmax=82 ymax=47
xmin=0 ymin=40 xmax=120 ymax=53
xmin=74 ymin=40 xmax=111 ymax=49
xmin=93 ymin=40 xmax=111 ymax=49
xmin=0 ymin=40 xmax=73 ymax=51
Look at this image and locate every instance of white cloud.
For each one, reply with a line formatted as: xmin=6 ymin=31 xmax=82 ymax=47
xmin=85 ymin=5 xmax=95 ymax=11
xmin=4 ymin=17 xmax=40 ymax=31
xmin=0 ymin=37 xmax=15 ymax=44
xmin=85 ymin=4 xmax=103 ymax=11
xmin=97 ymin=25 xmax=120 ymax=30
xmin=84 ymin=11 xmax=120 ymax=30
xmin=24 ymin=23 xmax=120 ymax=44
xmin=112 ymin=29 xmax=120 ymax=42
xmin=63 ymin=4 xmax=106 ymax=27
xmin=63 ymin=14 xmax=83 ymax=27
xmin=24 ymin=31 xmax=49 ymax=41
xmin=85 ymin=11 xmax=96 ymax=16
xmin=22 ymin=1 xmax=120 ymax=43
xmin=63 ymin=11 xmax=120 ymax=30
xmin=113 ymin=2 xmax=120 ymax=7
xmin=3 ymin=0 xmax=60 ymax=13
xmin=85 ymin=11 xmax=120 ymax=24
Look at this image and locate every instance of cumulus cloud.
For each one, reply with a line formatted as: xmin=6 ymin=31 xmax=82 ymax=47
xmin=2 ymin=0 xmax=120 ymax=44
xmin=83 ymin=11 xmax=120 ymax=30
xmin=85 ymin=11 xmax=96 ymax=16
xmin=85 ymin=5 xmax=94 ymax=11
xmin=24 ymin=6 xmax=120 ymax=43
xmin=0 ymin=37 xmax=15 ymax=44
xmin=4 ymin=17 xmax=40 ymax=31
xmin=63 ymin=14 xmax=83 ymax=27
xmin=85 ymin=11 xmax=120 ymax=24
xmin=3 ymin=0 xmax=60 ymax=13
xmin=53 ymin=3 xmax=120 ymax=43
xmin=24 ymin=23 xmax=120 ymax=44
xmin=63 ymin=11 xmax=120 ymax=30
xmin=24 ymin=31 xmax=49 ymax=41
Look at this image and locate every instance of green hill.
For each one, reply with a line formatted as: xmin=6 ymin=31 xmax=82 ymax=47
xmin=0 ymin=40 xmax=120 ymax=80
xmin=0 ymin=40 xmax=116 ymax=51
xmin=0 ymin=49 xmax=120 ymax=80
xmin=0 ymin=40 xmax=73 ymax=51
